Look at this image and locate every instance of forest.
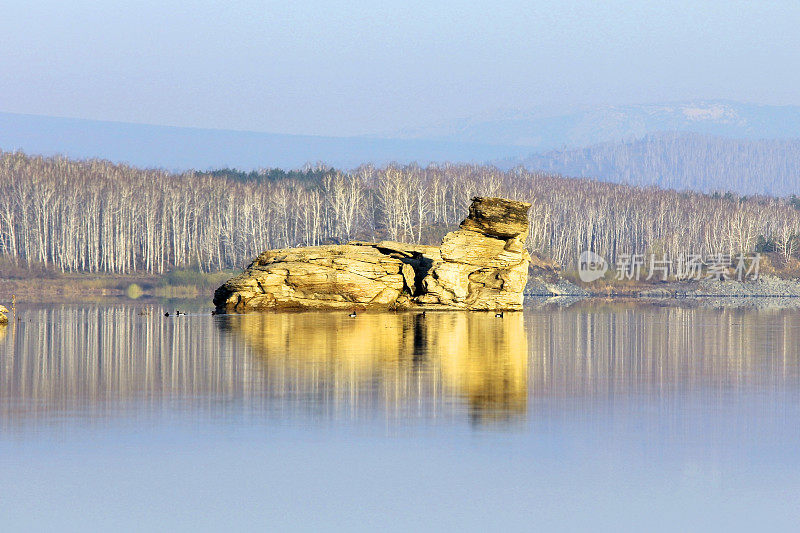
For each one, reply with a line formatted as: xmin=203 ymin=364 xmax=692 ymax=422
xmin=520 ymin=132 xmax=800 ymax=196
xmin=1 ymin=150 xmax=800 ymax=276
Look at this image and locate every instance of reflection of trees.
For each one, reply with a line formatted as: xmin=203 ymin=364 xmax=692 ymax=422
xmin=3 ymin=304 xmax=800 ymax=427
xmin=0 ymin=306 xmax=529 ymax=425
xmin=232 ymin=311 xmax=529 ymax=424
xmin=0 ymin=306 xmax=255 ymax=423
xmin=526 ymin=305 xmax=800 ymax=400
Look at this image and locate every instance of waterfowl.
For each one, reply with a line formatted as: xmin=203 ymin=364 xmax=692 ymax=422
xmin=495 ymin=311 xmax=504 ymax=318
xmin=348 ymin=311 xmax=357 ymax=318
xmin=164 ymin=312 xmax=170 ymax=317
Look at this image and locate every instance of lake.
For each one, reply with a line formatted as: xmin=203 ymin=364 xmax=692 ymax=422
xmin=1 ymin=302 xmax=799 ymax=531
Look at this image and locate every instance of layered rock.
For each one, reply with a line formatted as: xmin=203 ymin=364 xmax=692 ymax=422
xmin=417 ymin=197 xmax=531 ymax=310
xmin=214 ymin=197 xmax=534 ymax=312
xmin=214 ymin=242 xmax=439 ymax=311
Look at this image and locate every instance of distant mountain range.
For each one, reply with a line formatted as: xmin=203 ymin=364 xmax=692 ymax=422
xmin=1 ymin=100 xmax=799 ymax=194
xmin=408 ymin=100 xmax=800 ymax=195
xmin=399 ymin=100 xmax=800 ymax=150
xmin=517 ymin=133 xmax=800 ymax=196
xmin=0 ymin=112 xmax=527 ymax=171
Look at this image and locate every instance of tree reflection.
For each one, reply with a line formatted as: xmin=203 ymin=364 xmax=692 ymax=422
xmin=3 ymin=304 xmax=800 ymax=429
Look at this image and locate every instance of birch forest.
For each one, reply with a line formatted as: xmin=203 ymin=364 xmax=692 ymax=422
xmin=2 ymin=150 xmax=800 ymax=275
xmin=521 ymin=132 xmax=800 ymax=196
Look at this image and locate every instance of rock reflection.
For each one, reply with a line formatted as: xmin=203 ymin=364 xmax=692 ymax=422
xmin=227 ymin=311 xmax=528 ymax=424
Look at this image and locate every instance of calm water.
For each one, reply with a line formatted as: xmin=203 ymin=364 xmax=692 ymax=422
xmin=1 ymin=303 xmax=799 ymax=531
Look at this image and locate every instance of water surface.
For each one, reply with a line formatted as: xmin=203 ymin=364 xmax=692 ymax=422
xmin=1 ymin=304 xmax=798 ymax=531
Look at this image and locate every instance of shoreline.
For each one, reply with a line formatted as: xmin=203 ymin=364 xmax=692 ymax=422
xmin=525 ymin=275 xmax=800 ymax=309
xmin=0 ymin=271 xmax=236 ymax=303
xmin=5 ymin=273 xmax=800 ymax=309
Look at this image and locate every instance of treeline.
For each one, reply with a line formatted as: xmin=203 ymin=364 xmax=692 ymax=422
xmin=521 ymin=133 xmax=800 ymax=196
xmin=2 ymin=150 xmax=800 ymax=275
xmin=205 ymin=166 xmax=336 ymax=184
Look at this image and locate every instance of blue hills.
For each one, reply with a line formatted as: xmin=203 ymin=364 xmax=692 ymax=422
xmin=2 ymin=100 xmax=800 ymax=195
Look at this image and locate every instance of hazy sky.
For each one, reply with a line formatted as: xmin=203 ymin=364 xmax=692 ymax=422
xmin=2 ymin=0 xmax=800 ymax=136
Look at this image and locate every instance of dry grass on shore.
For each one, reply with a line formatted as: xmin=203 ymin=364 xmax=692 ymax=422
xmin=0 ymin=269 xmax=237 ymax=303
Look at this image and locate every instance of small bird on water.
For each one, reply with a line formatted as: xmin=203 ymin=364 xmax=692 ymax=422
xmin=495 ymin=311 xmax=504 ymax=318
xmin=348 ymin=311 xmax=357 ymax=318
xmin=164 ymin=312 xmax=170 ymax=317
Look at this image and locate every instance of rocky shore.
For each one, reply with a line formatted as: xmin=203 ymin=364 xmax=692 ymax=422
xmin=525 ymin=275 xmax=800 ymax=308
xmin=214 ymin=197 xmax=548 ymax=312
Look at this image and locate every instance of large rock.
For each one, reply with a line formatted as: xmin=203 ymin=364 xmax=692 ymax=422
xmin=214 ymin=197 xmax=537 ymax=311
xmin=418 ymin=197 xmax=531 ymax=310
xmin=0 ymin=305 xmax=8 ymax=325
xmin=214 ymin=242 xmax=438 ymax=311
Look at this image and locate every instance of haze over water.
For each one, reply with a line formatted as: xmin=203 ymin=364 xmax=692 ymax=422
xmin=1 ymin=303 xmax=799 ymax=530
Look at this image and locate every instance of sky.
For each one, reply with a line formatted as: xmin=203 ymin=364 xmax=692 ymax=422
xmin=2 ymin=0 xmax=800 ymax=137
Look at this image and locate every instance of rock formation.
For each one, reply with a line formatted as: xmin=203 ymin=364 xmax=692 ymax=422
xmin=0 ymin=305 xmax=8 ymax=325
xmin=214 ymin=197 xmax=534 ymax=312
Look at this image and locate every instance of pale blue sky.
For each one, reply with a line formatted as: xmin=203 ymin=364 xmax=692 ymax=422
xmin=2 ymin=0 xmax=799 ymax=136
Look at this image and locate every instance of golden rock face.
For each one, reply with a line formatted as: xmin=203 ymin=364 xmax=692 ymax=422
xmin=215 ymin=244 xmax=413 ymax=311
xmin=459 ymin=196 xmax=532 ymax=240
xmin=214 ymin=197 xmax=540 ymax=312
